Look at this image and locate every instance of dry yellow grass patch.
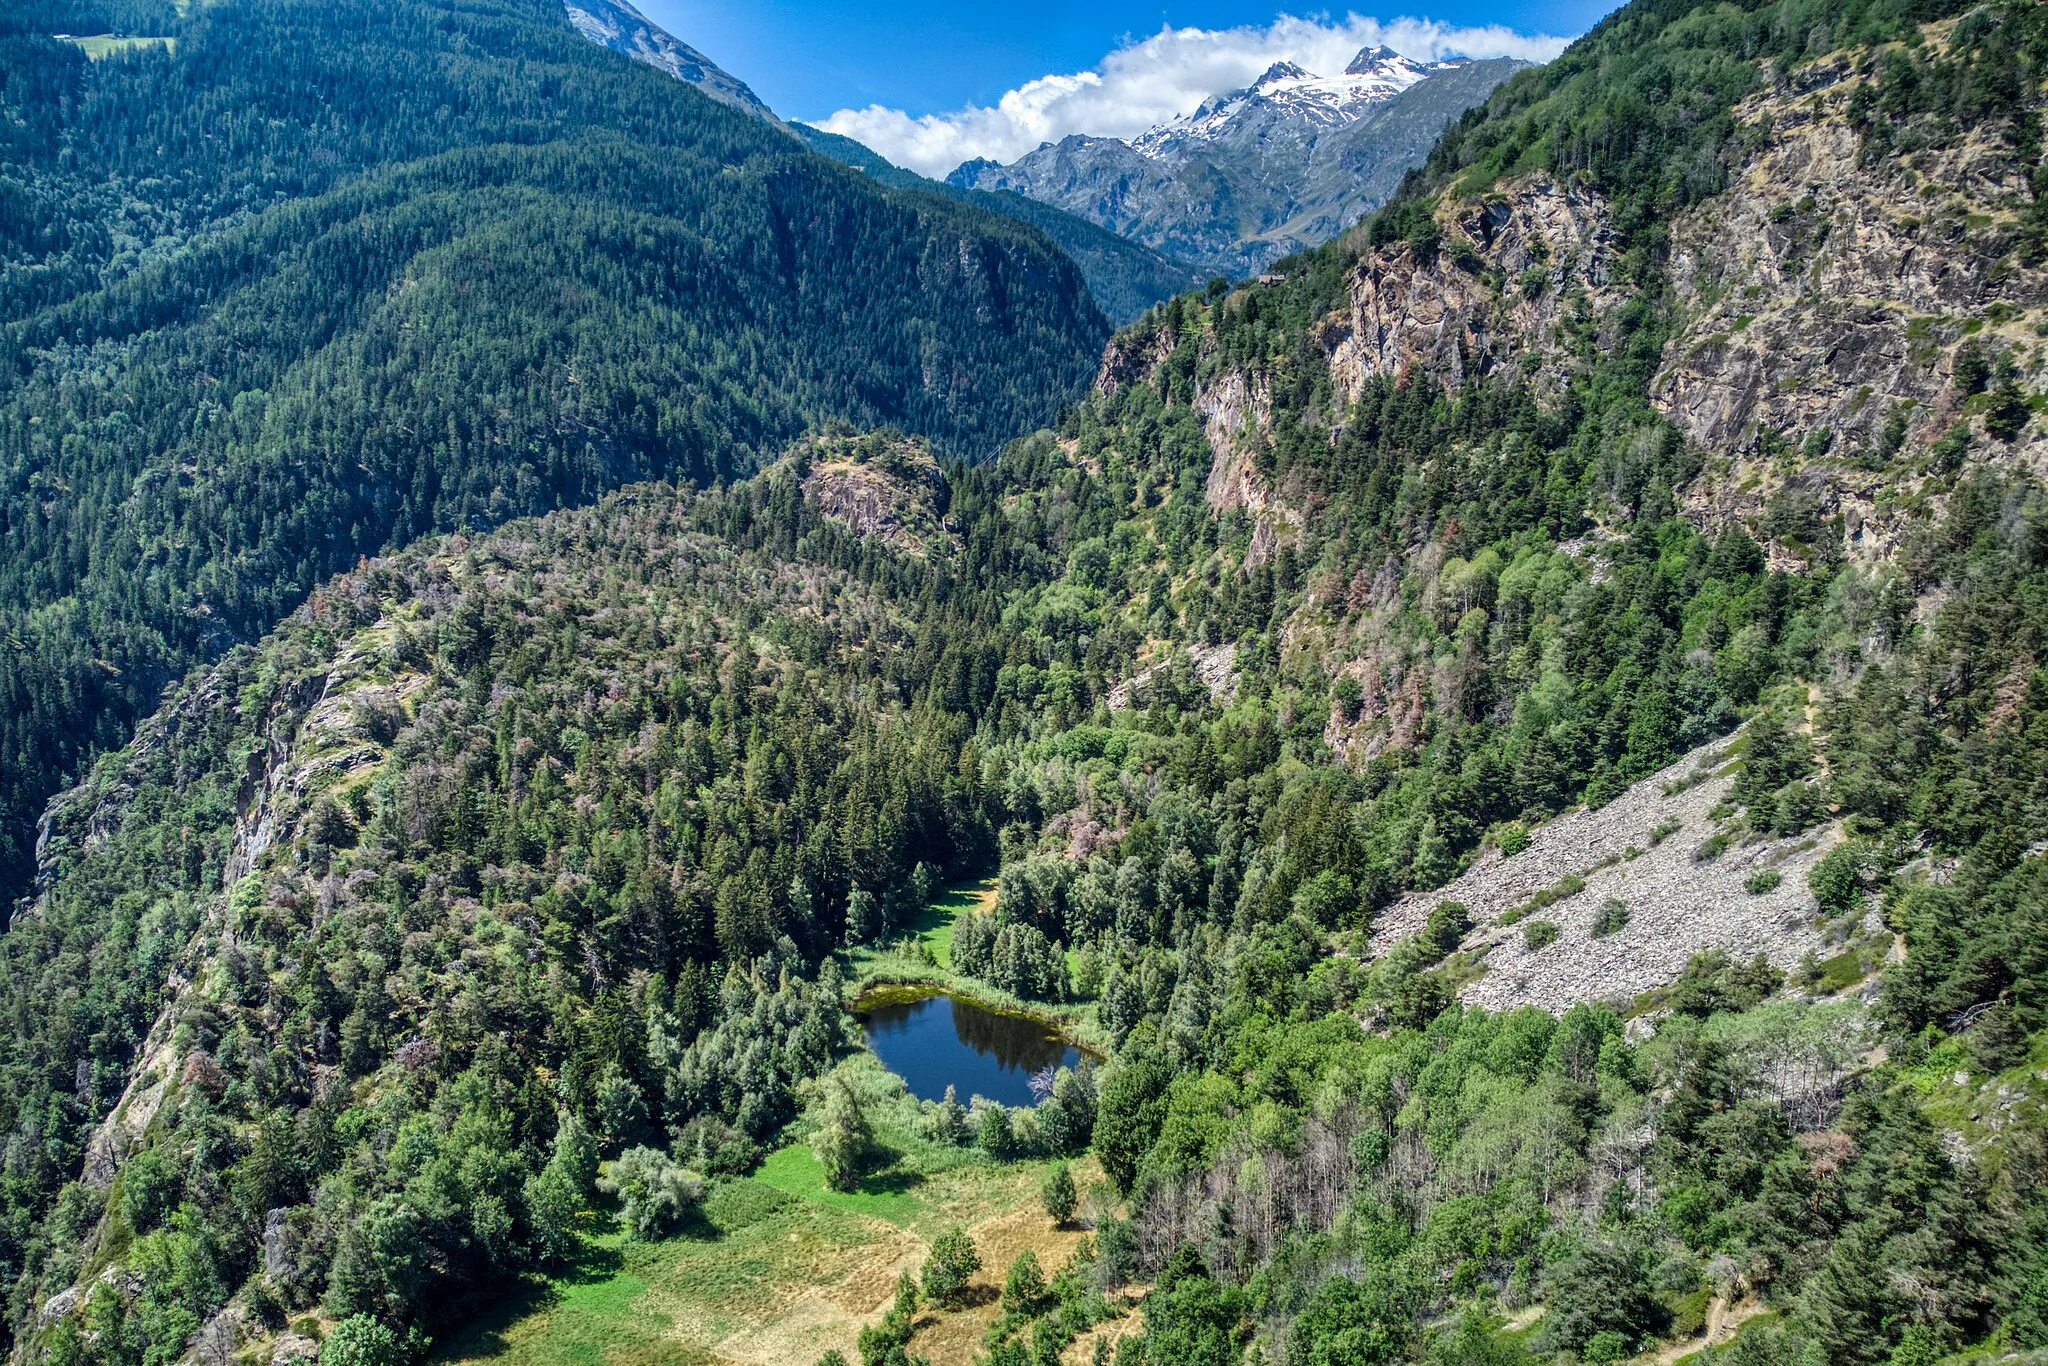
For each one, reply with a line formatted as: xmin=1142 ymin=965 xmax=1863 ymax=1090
xmin=713 ymin=1225 xmax=926 ymax=1366
xmin=906 ymin=1162 xmax=1112 ymax=1366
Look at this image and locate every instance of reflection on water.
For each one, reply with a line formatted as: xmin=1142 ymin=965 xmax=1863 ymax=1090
xmin=858 ymin=991 xmax=1082 ymax=1108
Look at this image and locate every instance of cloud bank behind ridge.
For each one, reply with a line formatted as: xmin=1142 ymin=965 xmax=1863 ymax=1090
xmin=811 ymin=13 xmax=1572 ymax=179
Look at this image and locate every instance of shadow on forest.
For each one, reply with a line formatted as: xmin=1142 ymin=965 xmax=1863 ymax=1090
xmin=427 ymin=1213 xmax=633 ymax=1359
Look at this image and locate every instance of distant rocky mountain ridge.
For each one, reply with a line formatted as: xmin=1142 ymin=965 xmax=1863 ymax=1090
xmin=949 ymin=47 xmax=1531 ymax=277
xmin=562 ymin=0 xmax=778 ymax=121
xmin=790 ymin=124 xmax=1205 ymax=324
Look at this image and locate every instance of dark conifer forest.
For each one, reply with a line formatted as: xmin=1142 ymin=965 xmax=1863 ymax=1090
xmin=0 ymin=0 xmax=1109 ymax=905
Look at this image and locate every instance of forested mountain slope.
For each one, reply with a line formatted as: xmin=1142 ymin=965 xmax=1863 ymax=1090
xmin=793 ymin=125 xmax=1208 ymax=325
xmin=553 ymin=0 xmax=1204 ymax=323
xmin=0 ymin=0 xmax=1110 ymax=914
xmin=3 ymin=0 xmax=2048 ymax=1364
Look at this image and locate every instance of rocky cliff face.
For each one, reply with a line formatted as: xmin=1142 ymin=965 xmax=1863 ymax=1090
xmin=784 ymin=433 xmax=954 ymax=555
xmin=1319 ymin=179 xmax=1626 ymax=403
xmin=1152 ymin=23 xmax=2045 ymax=562
xmin=951 ymin=53 xmax=1530 ymax=278
xmin=1073 ymin=10 xmax=2046 ymax=1017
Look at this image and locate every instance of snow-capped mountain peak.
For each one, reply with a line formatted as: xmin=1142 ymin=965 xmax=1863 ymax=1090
xmin=562 ymin=0 xmax=778 ymax=123
xmin=1132 ymin=44 xmax=1445 ymax=156
xmin=1345 ymin=44 xmax=1403 ymax=74
xmin=1254 ymin=61 xmax=1313 ymax=88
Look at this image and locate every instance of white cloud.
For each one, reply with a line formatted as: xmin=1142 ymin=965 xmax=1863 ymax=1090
xmin=810 ymin=13 xmax=1572 ymax=179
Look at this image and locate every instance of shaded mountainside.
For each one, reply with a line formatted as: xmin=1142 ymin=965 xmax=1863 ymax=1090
xmin=6 ymin=0 xmax=2048 ymax=1365
xmin=950 ymin=53 xmax=1529 ymax=278
xmin=544 ymin=0 xmax=1205 ymax=325
xmin=0 ymin=0 xmax=1111 ymax=912
xmin=793 ymin=124 xmax=1207 ymax=324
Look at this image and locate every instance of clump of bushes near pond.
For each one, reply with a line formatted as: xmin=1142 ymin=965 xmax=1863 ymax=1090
xmin=953 ymin=910 xmax=1070 ymax=1000
xmin=912 ymin=1067 xmax=1099 ymax=1161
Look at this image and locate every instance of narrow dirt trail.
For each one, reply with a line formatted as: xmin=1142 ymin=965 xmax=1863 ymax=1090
xmin=1653 ymin=1297 xmax=1766 ymax=1364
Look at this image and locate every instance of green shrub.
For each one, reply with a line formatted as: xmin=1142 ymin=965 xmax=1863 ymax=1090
xmin=1498 ymin=823 xmax=1532 ymax=857
xmin=1040 ymin=1163 xmax=1078 ymax=1227
xmin=812 ymin=1078 xmax=875 ymax=1193
xmin=1592 ymin=900 xmax=1630 ymax=938
xmin=320 ymin=1316 xmax=419 ymax=1366
xmin=1002 ymin=1249 xmax=1049 ymax=1318
xmin=1500 ymin=875 xmax=1585 ymax=925
xmin=923 ymin=1226 xmax=982 ymax=1308
xmin=1809 ymin=844 xmax=1870 ymax=917
xmin=1288 ymin=1270 xmax=1412 ymax=1366
xmin=1524 ymin=920 xmax=1562 ymax=951
xmin=1424 ymin=901 xmax=1472 ymax=958
xmin=1931 ymin=422 xmax=1971 ymax=472
xmin=1745 ymin=869 xmax=1783 ymax=895
xmin=598 ymin=1147 xmax=703 ymax=1240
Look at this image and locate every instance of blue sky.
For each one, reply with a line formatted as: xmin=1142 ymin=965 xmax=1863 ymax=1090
xmin=638 ymin=1 xmax=1619 ymax=124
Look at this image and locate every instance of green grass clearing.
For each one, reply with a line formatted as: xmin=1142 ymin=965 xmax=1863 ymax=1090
xmin=435 ymin=1053 xmax=1086 ymax=1366
xmin=755 ymin=1144 xmax=925 ymax=1226
xmin=59 ymin=35 xmax=177 ymax=59
xmin=911 ymin=875 xmax=994 ymax=967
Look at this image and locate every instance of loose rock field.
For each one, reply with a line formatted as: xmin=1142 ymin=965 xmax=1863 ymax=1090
xmin=1372 ymin=734 xmax=1835 ymax=1014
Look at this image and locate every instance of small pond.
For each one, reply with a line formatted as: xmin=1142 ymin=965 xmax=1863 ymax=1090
xmin=856 ymin=989 xmax=1082 ymax=1108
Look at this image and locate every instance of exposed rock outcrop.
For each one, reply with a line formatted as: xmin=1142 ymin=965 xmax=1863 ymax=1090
xmin=1323 ymin=180 xmax=1624 ymax=403
xmin=783 ymin=433 xmax=953 ymax=555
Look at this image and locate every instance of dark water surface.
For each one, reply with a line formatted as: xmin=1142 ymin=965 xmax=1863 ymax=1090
xmin=858 ymin=991 xmax=1081 ymax=1107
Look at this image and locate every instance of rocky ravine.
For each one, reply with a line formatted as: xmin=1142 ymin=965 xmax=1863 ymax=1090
xmin=1371 ymin=734 xmax=1839 ymax=1015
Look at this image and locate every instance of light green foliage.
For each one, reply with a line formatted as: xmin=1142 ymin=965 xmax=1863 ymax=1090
xmin=855 ymin=1274 xmax=924 ymax=1366
xmin=1288 ymin=1273 xmax=1412 ymax=1366
xmin=597 ymin=1148 xmax=703 ymax=1241
xmin=1002 ymin=1249 xmax=1049 ymax=1319
xmin=526 ymin=1116 xmax=600 ymax=1263
xmin=813 ymin=1078 xmax=877 ymax=1193
xmin=319 ymin=1315 xmax=416 ymax=1366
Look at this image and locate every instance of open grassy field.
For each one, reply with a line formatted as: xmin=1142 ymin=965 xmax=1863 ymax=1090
xmin=894 ymin=875 xmax=995 ymax=969
xmin=436 ymin=1052 xmax=1122 ymax=1366
xmin=58 ymin=35 xmax=177 ymax=59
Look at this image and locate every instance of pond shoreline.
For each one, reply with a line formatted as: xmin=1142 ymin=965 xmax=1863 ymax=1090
xmin=853 ymin=985 xmax=1091 ymax=1108
xmin=847 ymin=974 xmax=1106 ymax=1062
